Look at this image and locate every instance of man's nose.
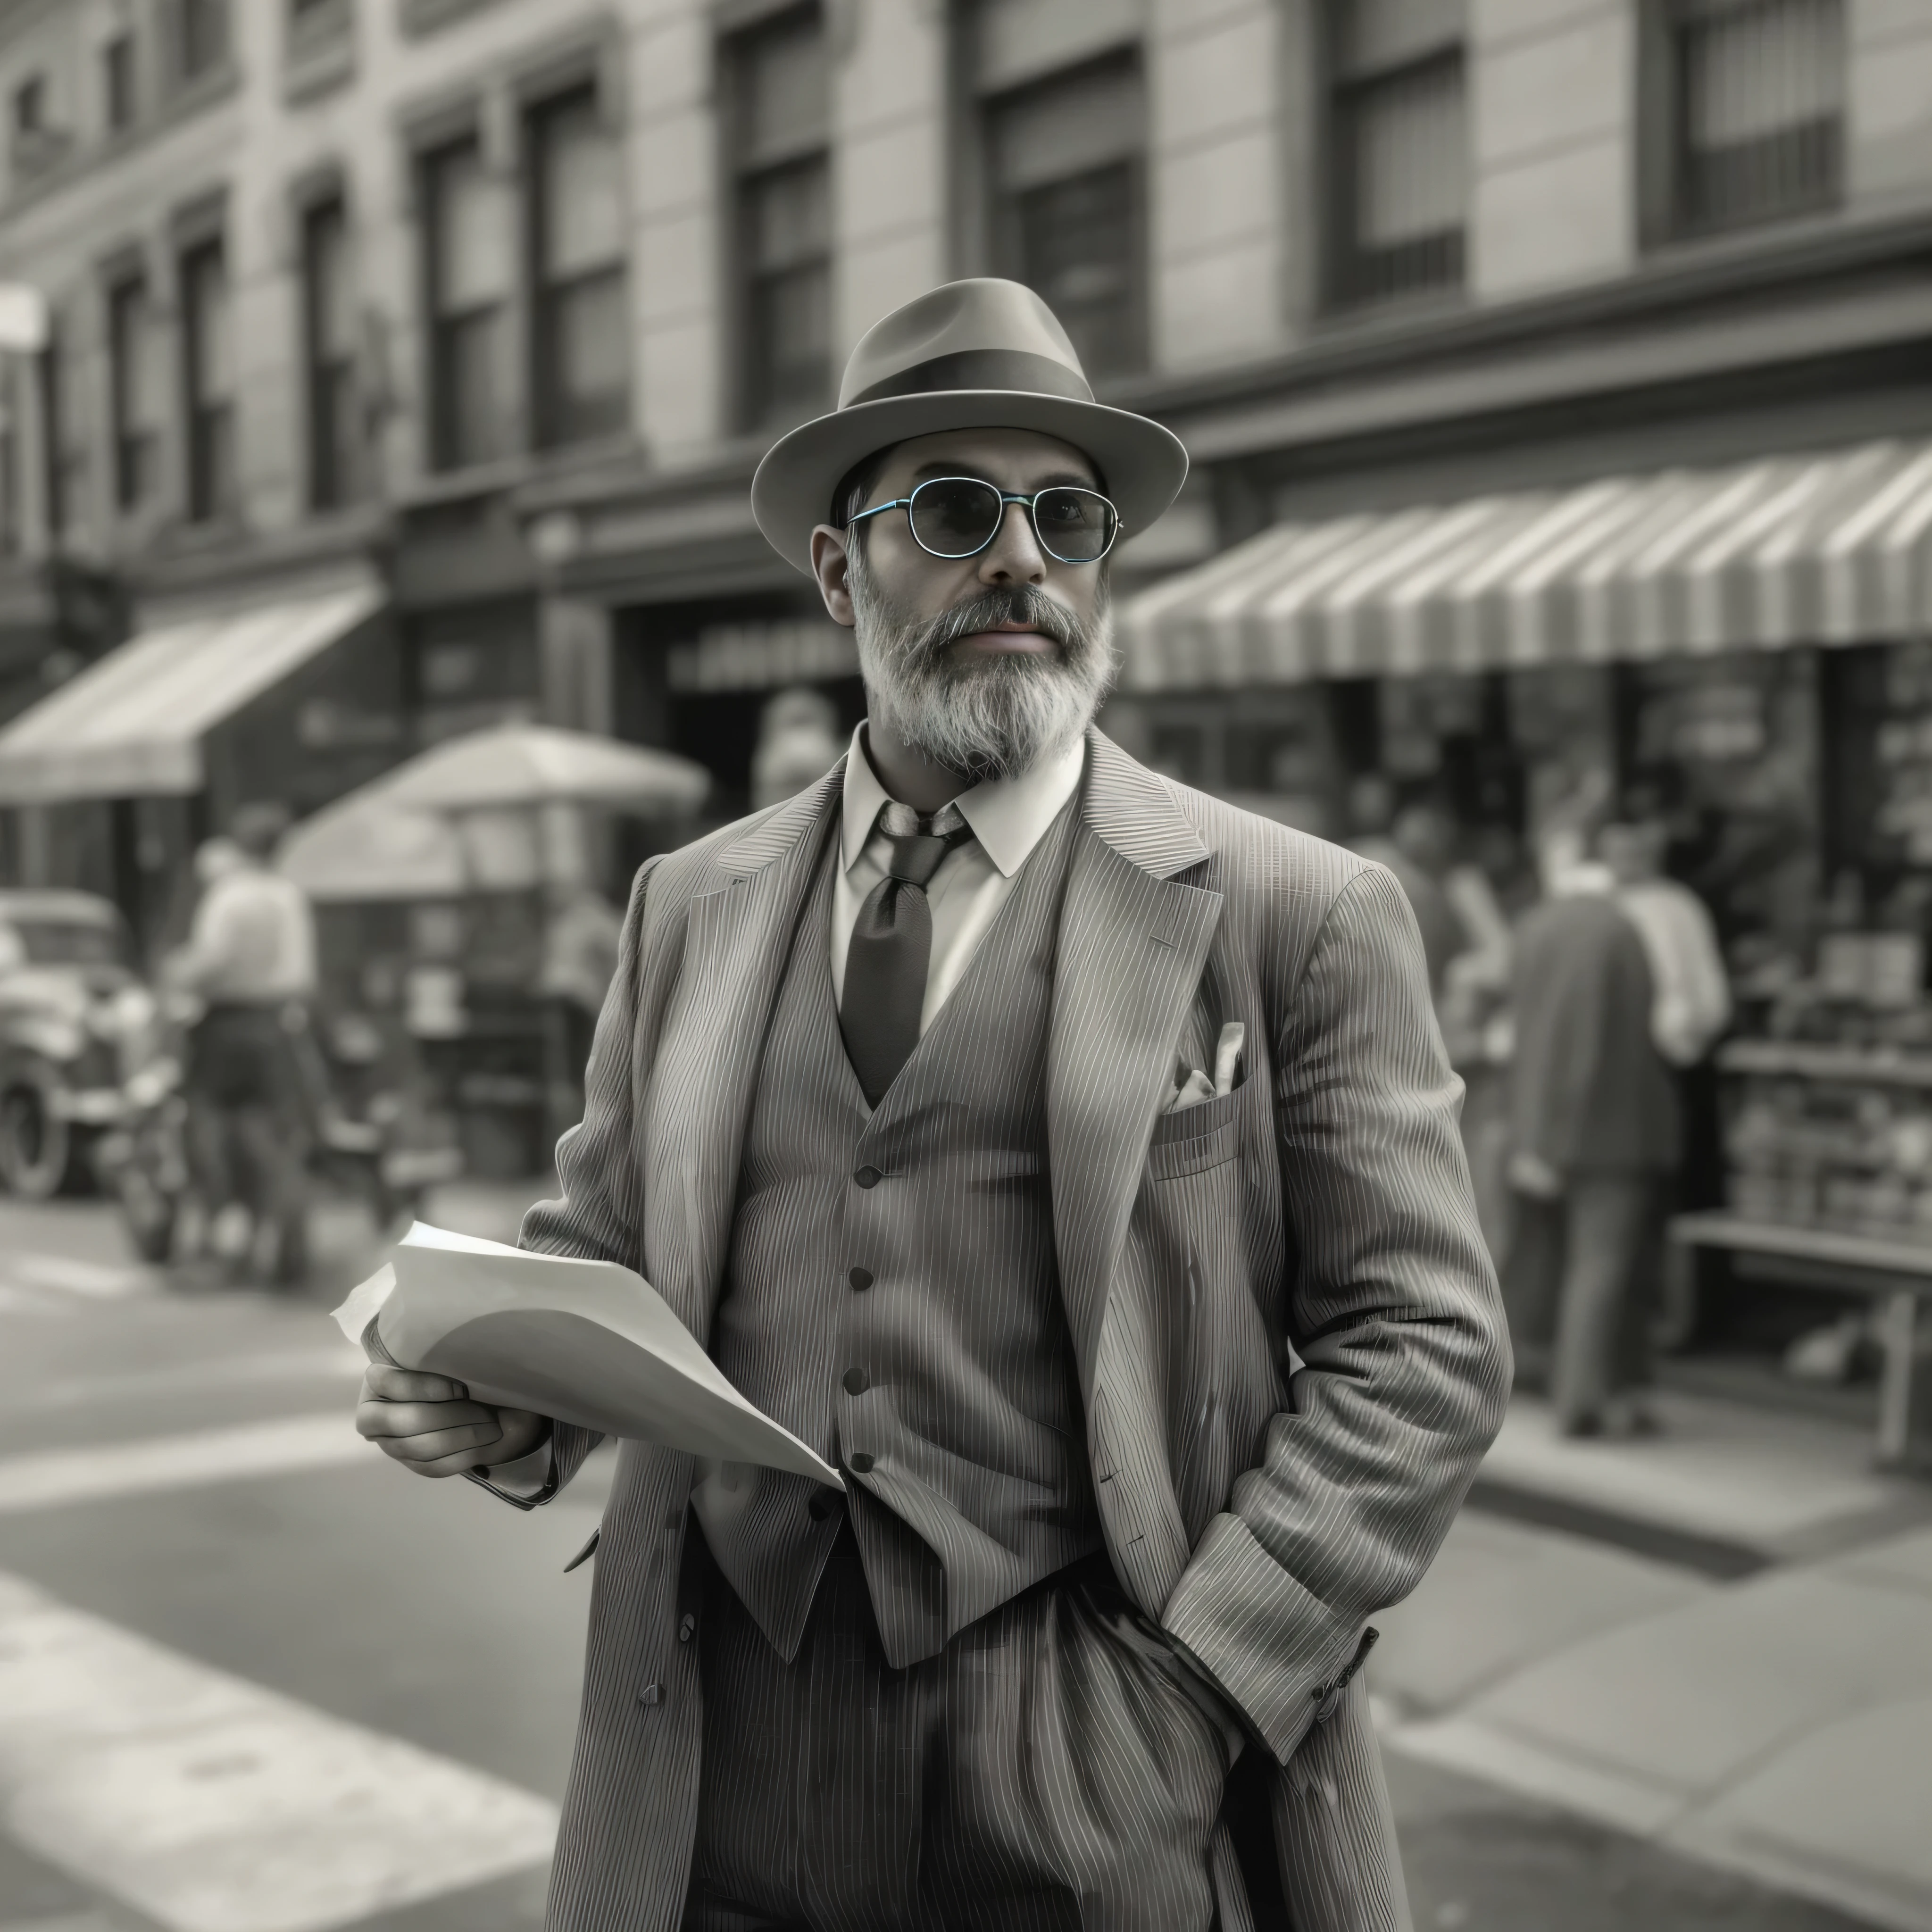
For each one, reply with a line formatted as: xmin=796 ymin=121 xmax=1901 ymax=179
xmin=976 ymin=499 xmax=1046 ymax=585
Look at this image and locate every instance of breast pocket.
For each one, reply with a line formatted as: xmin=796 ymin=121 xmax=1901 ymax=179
xmin=1146 ymin=1084 xmax=1242 ymax=1181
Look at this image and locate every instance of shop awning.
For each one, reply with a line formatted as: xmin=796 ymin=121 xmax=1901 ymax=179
xmin=1118 ymin=440 xmax=1932 ymax=690
xmin=0 ymin=584 xmax=384 ymax=803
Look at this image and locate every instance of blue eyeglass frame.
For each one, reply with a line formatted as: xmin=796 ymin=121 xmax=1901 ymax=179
xmin=847 ymin=475 xmax=1123 ymax=565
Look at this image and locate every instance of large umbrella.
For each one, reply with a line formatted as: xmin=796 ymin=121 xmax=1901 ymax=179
xmin=278 ymin=783 xmax=466 ymax=902
xmin=380 ymin=724 xmax=709 ymax=815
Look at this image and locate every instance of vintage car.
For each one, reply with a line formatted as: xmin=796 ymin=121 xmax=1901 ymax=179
xmin=0 ymin=890 xmax=152 ymax=1197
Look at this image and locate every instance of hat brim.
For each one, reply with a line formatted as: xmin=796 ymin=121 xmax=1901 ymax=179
xmin=750 ymin=390 xmax=1189 ymax=574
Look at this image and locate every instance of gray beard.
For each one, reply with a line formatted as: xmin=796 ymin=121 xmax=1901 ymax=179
xmin=847 ymin=547 xmax=1116 ymax=783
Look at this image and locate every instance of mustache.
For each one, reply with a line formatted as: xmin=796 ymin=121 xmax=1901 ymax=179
xmin=919 ymin=586 xmax=1083 ymax=657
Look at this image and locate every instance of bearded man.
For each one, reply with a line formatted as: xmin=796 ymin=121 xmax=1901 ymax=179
xmin=357 ymin=280 xmax=1508 ymax=1932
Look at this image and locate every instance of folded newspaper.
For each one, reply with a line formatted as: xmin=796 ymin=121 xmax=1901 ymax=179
xmin=334 ymin=1222 xmax=842 ymax=1488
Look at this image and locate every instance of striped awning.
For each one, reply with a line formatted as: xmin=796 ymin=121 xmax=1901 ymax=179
xmin=0 ymin=584 xmax=384 ymax=802
xmin=1118 ymin=440 xmax=1932 ymax=690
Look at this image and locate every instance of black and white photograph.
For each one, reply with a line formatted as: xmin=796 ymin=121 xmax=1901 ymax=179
xmin=0 ymin=1 xmax=1927 ymax=1929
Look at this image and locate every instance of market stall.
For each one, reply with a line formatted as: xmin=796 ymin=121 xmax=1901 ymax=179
xmin=1116 ymin=438 xmax=1932 ymax=1447
xmin=283 ymin=724 xmax=708 ymax=1178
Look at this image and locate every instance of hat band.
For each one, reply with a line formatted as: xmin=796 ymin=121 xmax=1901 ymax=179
xmin=843 ymin=348 xmax=1093 ymax=409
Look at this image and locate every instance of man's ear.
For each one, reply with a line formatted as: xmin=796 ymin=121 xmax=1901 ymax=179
xmin=811 ymin=525 xmax=857 ymax=628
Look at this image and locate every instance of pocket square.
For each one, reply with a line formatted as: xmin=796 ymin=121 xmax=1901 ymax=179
xmin=1164 ymin=1021 xmax=1246 ymax=1114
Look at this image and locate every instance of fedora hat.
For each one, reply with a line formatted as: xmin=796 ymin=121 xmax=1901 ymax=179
xmin=751 ymin=278 xmax=1188 ymax=574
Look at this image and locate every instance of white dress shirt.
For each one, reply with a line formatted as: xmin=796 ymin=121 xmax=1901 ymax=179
xmin=183 ymin=865 xmax=318 ymax=1004
xmin=1616 ymin=876 xmax=1732 ymax=1067
xmin=832 ymin=724 xmax=1087 ymax=1034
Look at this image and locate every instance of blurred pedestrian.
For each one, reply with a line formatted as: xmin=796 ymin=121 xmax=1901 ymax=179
xmin=750 ymin=685 xmax=844 ymax=809
xmin=1505 ymin=863 xmax=1679 ymax=1437
xmin=1441 ymin=821 xmax=1522 ymax=1268
xmin=1348 ymin=774 xmax=1462 ymax=993
xmin=1600 ymin=809 xmax=1732 ymax=1070
xmin=539 ymin=878 xmax=623 ymax=1140
xmin=167 ymin=801 xmax=318 ymax=1286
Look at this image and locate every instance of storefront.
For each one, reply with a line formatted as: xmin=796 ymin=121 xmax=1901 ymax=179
xmin=0 ymin=581 xmax=400 ymax=961
xmin=1118 ymin=439 xmax=1932 ymax=1384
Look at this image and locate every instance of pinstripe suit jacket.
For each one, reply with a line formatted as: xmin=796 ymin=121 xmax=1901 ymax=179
xmin=519 ymin=729 xmax=1509 ymax=1932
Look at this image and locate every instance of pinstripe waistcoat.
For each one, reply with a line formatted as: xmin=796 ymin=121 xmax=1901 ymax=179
xmin=695 ymin=801 xmax=1103 ymax=1669
xmin=518 ymin=730 xmax=1510 ymax=1932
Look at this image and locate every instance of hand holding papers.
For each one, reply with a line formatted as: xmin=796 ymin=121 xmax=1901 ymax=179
xmin=334 ymin=1223 xmax=843 ymax=1489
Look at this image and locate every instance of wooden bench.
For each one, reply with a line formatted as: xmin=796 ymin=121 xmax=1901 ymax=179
xmin=1666 ymin=1210 xmax=1932 ymax=1471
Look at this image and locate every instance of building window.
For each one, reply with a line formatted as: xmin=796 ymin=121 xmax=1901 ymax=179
xmin=529 ymin=85 xmax=628 ymax=448
xmin=304 ymin=198 xmax=358 ymax=509
xmin=42 ymin=316 xmax=66 ymax=541
xmin=0 ymin=365 xmax=16 ymax=554
xmin=1328 ymin=0 xmax=1467 ymax=308
xmin=103 ymin=34 xmax=137 ymax=132
xmin=108 ymin=274 xmax=158 ymax=512
xmin=180 ymin=239 xmax=234 ymax=522
xmin=983 ymin=52 xmax=1148 ymax=380
xmin=13 ymin=75 xmax=43 ymax=137
xmin=1666 ymin=0 xmax=1844 ymax=237
xmin=9 ymin=72 xmax=65 ymax=177
xmin=424 ymin=135 xmax=513 ymax=470
xmin=728 ymin=7 xmax=833 ymax=432
xmin=178 ymin=0 xmax=229 ymax=82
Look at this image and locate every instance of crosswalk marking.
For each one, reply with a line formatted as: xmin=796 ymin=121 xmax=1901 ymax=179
xmin=19 ymin=1350 xmax=366 ymax=1417
xmin=0 ymin=1570 xmax=559 ymax=1932
xmin=0 ymin=1915 xmax=124 ymax=1932
xmin=2 ymin=1256 xmax=154 ymax=1300
xmin=0 ymin=1416 xmax=373 ymax=1516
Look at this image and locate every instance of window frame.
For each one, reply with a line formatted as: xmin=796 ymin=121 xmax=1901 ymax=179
xmin=980 ymin=48 xmax=1150 ymax=383
xmin=106 ymin=271 xmax=154 ymax=515
xmin=13 ymin=75 xmax=44 ymax=137
xmin=102 ymin=33 xmax=138 ymax=134
xmin=526 ymin=81 xmax=631 ymax=451
xmin=302 ymin=194 xmax=358 ymax=511
xmin=179 ymin=235 xmax=233 ymax=524
xmin=1645 ymin=0 xmax=1847 ymax=245
xmin=1323 ymin=0 xmax=1470 ymax=313
xmin=176 ymin=0 xmax=230 ymax=85
xmin=723 ymin=2 xmax=834 ymax=435
xmin=419 ymin=129 xmax=512 ymax=473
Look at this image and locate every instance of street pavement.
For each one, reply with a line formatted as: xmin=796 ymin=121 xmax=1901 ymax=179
xmin=0 ymin=1186 xmax=1911 ymax=1932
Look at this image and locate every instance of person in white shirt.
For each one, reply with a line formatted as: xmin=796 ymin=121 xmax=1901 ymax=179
xmin=1599 ymin=816 xmax=1732 ymax=1068
xmin=170 ymin=802 xmax=319 ymax=1285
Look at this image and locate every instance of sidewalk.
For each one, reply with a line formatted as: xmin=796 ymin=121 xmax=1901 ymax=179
xmin=1377 ymin=1392 xmax=1932 ymax=1932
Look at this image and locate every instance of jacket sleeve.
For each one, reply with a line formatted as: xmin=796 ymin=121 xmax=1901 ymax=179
xmin=1159 ymin=863 xmax=1511 ymax=1762
xmin=485 ymin=858 xmax=663 ymax=1505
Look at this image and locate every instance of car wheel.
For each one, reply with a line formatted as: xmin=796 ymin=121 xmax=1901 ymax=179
xmin=0 ymin=1079 xmax=71 ymax=1199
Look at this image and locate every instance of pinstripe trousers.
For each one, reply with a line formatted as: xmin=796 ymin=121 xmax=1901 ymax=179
xmin=682 ymin=1531 xmax=1232 ymax=1932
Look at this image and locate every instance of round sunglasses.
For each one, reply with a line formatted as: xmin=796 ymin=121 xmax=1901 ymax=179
xmin=847 ymin=475 xmax=1121 ymax=565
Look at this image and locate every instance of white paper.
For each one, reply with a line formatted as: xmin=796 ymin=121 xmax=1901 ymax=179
xmin=331 ymin=1224 xmax=842 ymax=1489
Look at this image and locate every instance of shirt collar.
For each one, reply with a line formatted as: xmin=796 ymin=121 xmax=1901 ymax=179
xmin=840 ymin=724 xmax=1087 ymax=880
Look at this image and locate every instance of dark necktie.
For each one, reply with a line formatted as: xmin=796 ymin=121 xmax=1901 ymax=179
xmin=839 ymin=800 xmax=975 ymax=1107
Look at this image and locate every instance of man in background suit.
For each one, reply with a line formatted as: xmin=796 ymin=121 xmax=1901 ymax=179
xmin=356 ymin=280 xmax=1509 ymax=1932
xmin=1506 ymin=866 xmax=1680 ymax=1436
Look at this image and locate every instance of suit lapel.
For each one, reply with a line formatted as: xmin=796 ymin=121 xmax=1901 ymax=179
xmin=646 ymin=765 xmax=842 ymax=1335
xmin=1049 ymin=733 xmax=1222 ymax=1398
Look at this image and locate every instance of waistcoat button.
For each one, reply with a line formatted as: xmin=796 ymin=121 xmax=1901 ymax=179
xmin=842 ymin=1367 xmax=869 ymax=1395
xmin=854 ymin=1166 xmax=882 ymax=1188
xmin=846 ymin=1451 xmax=876 ymax=1474
xmin=678 ymin=1613 xmax=696 ymax=1643
xmin=848 ymin=1266 xmax=874 ymax=1291
xmin=638 ymin=1682 xmax=663 ymax=1707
